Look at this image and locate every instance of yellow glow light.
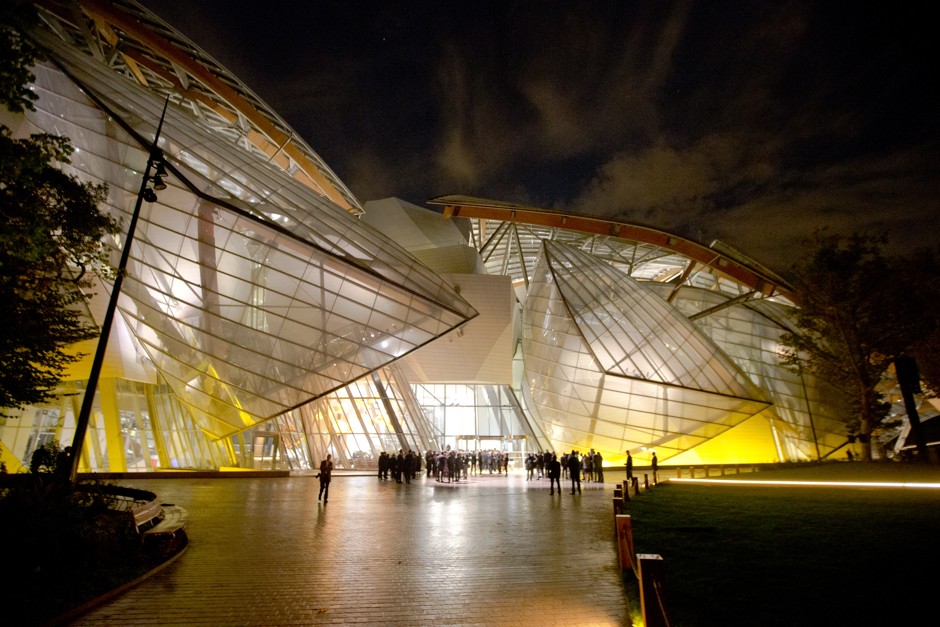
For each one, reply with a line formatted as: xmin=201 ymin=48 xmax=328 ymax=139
xmin=669 ymin=478 xmax=940 ymax=489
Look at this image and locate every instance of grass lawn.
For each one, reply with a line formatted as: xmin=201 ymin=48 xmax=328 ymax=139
xmin=623 ymin=462 xmax=940 ymax=627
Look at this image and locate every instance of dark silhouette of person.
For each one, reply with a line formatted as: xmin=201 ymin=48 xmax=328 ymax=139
xmin=651 ymin=451 xmax=658 ymax=484
xmin=317 ymin=454 xmax=333 ymax=503
xmin=395 ymin=450 xmax=404 ymax=483
xmin=626 ymin=451 xmax=633 ymax=483
xmin=594 ymin=451 xmax=604 ymax=483
xmin=378 ymin=451 xmax=387 ymax=479
xmin=568 ymin=450 xmax=581 ymax=494
xmin=403 ymin=450 xmax=413 ymax=484
xmin=547 ymin=454 xmax=562 ymax=495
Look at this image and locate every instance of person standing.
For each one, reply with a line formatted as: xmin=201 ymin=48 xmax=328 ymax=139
xmin=547 ymin=453 xmax=562 ymax=495
xmin=568 ymin=450 xmax=581 ymax=494
xmin=626 ymin=451 xmax=633 ymax=484
xmin=582 ymin=451 xmax=593 ymax=482
xmin=317 ymin=454 xmax=333 ymax=503
xmin=651 ymin=451 xmax=658 ymax=484
xmin=403 ymin=450 xmax=413 ymax=484
xmin=594 ymin=451 xmax=604 ymax=483
xmin=395 ymin=450 xmax=405 ymax=483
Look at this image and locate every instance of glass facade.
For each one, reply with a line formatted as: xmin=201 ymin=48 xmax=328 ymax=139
xmin=655 ymin=285 xmax=849 ymax=461
xmin=1 ymin=2 xmax=884 ymax=474
xmin=2 ymin=3 xmax=476 ymax=472
xmin=412 ymin=383 xmax=545 ymax=454
xmin=522 ymin=242 xmax=770 ymax=464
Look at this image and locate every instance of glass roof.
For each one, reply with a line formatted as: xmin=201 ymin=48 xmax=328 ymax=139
xmin=23 ymin=26 xmax=476 ymax=439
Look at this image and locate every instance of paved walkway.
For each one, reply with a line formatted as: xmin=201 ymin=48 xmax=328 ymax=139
xmin=70 ymin=470 xmax=635 ymax=626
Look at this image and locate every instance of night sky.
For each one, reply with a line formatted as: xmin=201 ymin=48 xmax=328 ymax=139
xmin=142 ymin=1 xmax=939 ymax=271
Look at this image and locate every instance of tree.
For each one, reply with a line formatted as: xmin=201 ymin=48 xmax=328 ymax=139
xmin=0 ymin=18 xmax=120 ymax=413
xmin=779 ymin=231 xmax=940 ymax=461
xmin=0 ymin=6 xmax=39 ymax=115
xmin=906 ymin=247 xmax=940 ymax=396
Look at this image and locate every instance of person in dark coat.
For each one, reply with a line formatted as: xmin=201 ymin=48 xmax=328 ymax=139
xmin=547 ymin=453 xmax=562 ymax=495
xmin=626 ymin=451 xmax=633 ymax=483
xmin=395 ymin=451 xmax=405 ymax=483
xmin=403 ymin=450 xmax=413 ymax=484
xmin=651 ymin=451 xmax=658 ymax=484
xmin=567 ymin=450 xmax=581 ymax=494
xmin=317 ymin=454 xmax=333 ymax=503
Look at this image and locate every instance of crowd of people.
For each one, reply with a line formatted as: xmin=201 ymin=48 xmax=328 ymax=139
xmin=524 ymin=449 xmax=604 ymax=485
xmin=317 ymin=446 xmax=656 ymax=502
xmin=320 ymin=447 xmax=658 ymax=502
xmin=366 ymin=447 xmax=606 ymax=490
xmin=314 ymin=446 xmax=668 ymax=507
xmin=374 ymin=449 xmax=515 ymax=483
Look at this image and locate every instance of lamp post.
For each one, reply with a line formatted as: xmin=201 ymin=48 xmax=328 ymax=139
xmin=67 ymin=98 xmax=170 ymax=484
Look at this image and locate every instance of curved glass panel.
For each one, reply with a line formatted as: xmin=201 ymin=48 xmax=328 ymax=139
xmin=21 ymin=37 xmax=476 ymax=439
xmin=522 ymin=243 xmax=769 ymax=463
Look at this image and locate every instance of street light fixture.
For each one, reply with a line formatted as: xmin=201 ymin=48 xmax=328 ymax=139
xmin=152 ymin=159 xmax=168 ymax=190
xmin=67 ymin=97 xmax=171 ymax=484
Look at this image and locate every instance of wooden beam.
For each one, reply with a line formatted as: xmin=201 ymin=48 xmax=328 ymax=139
xmin=75 ymin=0 xmax=356 ymax=211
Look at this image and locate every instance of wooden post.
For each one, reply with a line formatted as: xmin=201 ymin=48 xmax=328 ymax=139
xmin=632 ymin=477 xmax=640 ymax=495
xmin=614 ymin=486 xmax=623 ymax=499
xmin=615 ymin=514 xmax=635 ymax=572
xmin=638 ymin=554 xmax=668 ymax=627
xmin=644 ymin=474 xmax=649 ymax=490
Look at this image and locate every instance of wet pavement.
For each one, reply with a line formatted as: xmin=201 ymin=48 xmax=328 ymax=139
xmin=69 ymin=470 xmax=634 ymax=626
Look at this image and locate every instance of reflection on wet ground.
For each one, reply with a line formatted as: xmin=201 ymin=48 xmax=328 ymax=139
xmin=73 ymin=471 xmax=632 ymax=626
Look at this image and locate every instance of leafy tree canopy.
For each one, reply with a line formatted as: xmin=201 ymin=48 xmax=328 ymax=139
xmin=1 ymin=20 xmax=120 ymax=412
xmin=780 ymin=230 xmax=940 ymax=459
xmin=905 ymin=247 xmax=940 ymax=396
xmin=0 ymin=8 xmax=40 ymax=114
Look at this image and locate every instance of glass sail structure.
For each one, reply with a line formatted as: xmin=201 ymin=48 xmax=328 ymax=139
xmin=655 ymin=285 xmax=849 ymax=460
xmin=522 ymin=242 xmax=769 ymax=463
xmin=23 ymin=47 xmax=475 ymax=440
xmin=4 ymin=3 xmax=905 ymax=472
xmin=0 ymin=1 xmax=475 ymax=472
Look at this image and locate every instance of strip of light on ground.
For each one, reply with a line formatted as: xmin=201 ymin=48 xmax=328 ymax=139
xmin=668 ymin=478 xmax=940 ymax=489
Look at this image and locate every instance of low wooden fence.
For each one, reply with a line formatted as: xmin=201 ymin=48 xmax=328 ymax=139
xmin=614 ymin=475 xmax=670 ymax=627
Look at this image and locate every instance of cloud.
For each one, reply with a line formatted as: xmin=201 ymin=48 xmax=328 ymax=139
xmin=429 ymin=2 xmax=695 ymax=193
xmin=570 ymin=133 xmax=753 ymax=222
xmin=719 ymin=148 xmax=940 ymax=269
xmin=570 ymin=133 xmax=940 ymax=271
xmin=342 ymin=150 xmax=399 ymax=204
xmin=432 ymin=45 xmax=511 ymax=188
